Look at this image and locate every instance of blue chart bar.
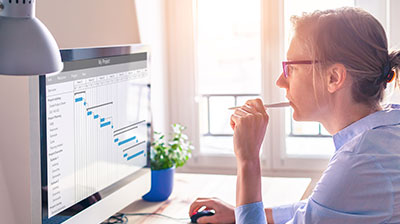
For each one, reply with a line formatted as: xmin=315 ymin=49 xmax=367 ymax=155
xmin=100 ymin=118 xmax=105 ymax=122
xmin=123 ymin=153 xmax=128 ymax=158
xmin=100 ymin=121 xmax=111 ymax=128
xmin=127 ymin=150 xmax=144 ymax=161
xmin=118 ymin=136 xmax=136 ymax=146
xmin=87 ymin=111 xmax=93 ymax=116
xmin=94 ymin=114 xmax=99 ymax=119
xmin=114 ymin=138 xmax=119 ymax=143
xmin=75 ymin=97 xmax=83 ymax=102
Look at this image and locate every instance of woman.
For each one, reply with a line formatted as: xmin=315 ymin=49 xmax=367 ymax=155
xmin=189 ymin=7 xmax=400 ymax=224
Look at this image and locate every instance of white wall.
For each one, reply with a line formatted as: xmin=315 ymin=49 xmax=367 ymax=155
xmin=135 ymin=0 xmax=170 ymax=134
xmin=0 ymin=1 xmax=169 ymax=223
xmin=36 ymin=0 xmax=140 ymax=49
xmin=0 ymin=77 xmax=31 ymax=224
xmin=0 ymin=163 xmax=15 ymax=223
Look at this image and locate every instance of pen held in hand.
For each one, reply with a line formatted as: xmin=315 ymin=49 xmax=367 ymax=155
xmin=228 ymin=102 xmax=290 ymax=110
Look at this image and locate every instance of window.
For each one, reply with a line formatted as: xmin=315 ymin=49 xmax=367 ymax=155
xmin=167 ymin=0 xmax=399 ymax=172
xmin=197 ymin=0 xmax=261 ymax=154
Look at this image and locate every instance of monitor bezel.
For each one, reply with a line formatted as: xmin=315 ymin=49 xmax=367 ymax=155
xmin=39 ymin=44 xmax=151 ymax=223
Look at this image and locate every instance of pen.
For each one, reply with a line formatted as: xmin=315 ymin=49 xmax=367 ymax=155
xmin=228 ymin=102 xmax=290 ymax=110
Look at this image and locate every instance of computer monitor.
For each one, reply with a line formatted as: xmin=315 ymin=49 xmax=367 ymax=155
xmin=39 ymin=45 xmax=151 ymax=224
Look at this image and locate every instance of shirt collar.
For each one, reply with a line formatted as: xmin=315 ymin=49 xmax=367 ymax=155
xmin=333 ymin=104 xmax=400 ymax=151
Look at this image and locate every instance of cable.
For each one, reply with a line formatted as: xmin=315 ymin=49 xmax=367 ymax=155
xmin=101 ymin=213 xmax=128 ymax=224
xmin=102 ymin=212 xmax=190 ymax=223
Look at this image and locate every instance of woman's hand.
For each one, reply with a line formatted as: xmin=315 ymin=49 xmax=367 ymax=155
xmin=230 ymin=99 xmax=269 ymax=207
xmin=230 ymin=98 xmax=269 ymax=163
xmin=189 ymin=197 xmax=235 ymax=223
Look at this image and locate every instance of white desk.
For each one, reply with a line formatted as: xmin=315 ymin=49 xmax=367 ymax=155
xmin=118 ymin=173 xmax=311 ymax=223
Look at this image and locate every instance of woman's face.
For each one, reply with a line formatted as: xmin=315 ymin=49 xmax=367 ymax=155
xmin=276 ymin=36 xmax=328 ymax=121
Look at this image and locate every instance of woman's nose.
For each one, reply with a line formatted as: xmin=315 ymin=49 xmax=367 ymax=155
xmin=276 ymin=72 xmax=288 ymax=89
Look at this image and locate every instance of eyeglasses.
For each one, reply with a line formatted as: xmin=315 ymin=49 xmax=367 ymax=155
xmin=282 ymin=60 xmax=318 ymax=78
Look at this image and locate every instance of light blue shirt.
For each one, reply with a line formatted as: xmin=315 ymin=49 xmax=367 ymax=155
xmin=235 ymin=201 xmax=266 ymax=224
xmin=235 ymin=104 xmax=400 ymax=224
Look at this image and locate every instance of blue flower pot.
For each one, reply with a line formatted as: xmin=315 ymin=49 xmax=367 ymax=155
xmin=142 ymin=166 xmax=175 ymax=202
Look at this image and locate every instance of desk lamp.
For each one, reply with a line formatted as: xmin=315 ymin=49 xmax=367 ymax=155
xmin=0 ymin=0 xmax=62 ymax=76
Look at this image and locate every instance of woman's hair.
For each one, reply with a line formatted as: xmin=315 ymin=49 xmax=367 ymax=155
xmin=291 ymin=7 xmax=400 ymax=107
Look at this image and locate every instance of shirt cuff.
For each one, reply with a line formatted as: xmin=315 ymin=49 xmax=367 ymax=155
xmin=235 ymin=201 xmax=267 ymax=224
xmin=272 ymin=200 xmax=307 ymax=224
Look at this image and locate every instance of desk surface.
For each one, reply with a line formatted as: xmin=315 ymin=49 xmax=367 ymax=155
xmin=120 ymin=173 xmax=311 ymax=223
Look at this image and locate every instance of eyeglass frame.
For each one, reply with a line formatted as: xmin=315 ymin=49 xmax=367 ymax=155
xmin=282 ymin=60 xmax=319 ymax=78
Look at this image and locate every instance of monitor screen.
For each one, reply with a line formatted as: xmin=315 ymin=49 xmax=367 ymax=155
xmin=40 ymin=45 xmax=151 ymax=223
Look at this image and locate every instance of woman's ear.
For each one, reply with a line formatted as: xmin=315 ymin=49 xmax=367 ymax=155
xmin=326 ymin=63 xmax=347 ymax=93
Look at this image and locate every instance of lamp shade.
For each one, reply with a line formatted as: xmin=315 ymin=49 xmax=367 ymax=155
xmin=0 ymin=1 xmax=63 ymax=76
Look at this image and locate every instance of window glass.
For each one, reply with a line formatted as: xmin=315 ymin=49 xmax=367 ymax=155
xmin=197 ymin=0 xmax=261 ymax=154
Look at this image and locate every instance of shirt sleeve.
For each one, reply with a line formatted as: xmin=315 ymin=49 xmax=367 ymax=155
xmin=271 ymin=200 xmax=307 ymax=224
xmin=235 ymin=201 xmax=267 ymax=224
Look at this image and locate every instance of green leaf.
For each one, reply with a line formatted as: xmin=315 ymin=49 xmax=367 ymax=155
xmin=149 ymin=123 xmax=194 ymax=170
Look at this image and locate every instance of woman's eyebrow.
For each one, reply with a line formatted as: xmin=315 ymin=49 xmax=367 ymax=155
xmin=286 ymin=54 xmax=299 ymax=61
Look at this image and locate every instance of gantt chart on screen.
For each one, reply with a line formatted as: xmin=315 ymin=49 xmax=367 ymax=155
xmin=45 ymin=57 xmax=149 ymax=218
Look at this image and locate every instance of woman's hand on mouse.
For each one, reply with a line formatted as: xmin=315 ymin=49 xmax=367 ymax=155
xmin=230 ymin=98 xmax=269 ymax=163
xmin=189 ymin=197 xmax=235 ymax=223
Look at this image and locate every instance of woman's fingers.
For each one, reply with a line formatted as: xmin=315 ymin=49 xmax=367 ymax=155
xmin=189 ymin=198 xmax=235 ymax=224
xmin=246 ymin=99 xmax=267 ymax=115
xmin=189 ymin=199 xmax=217 ymax=216
xmin=230 ymin=98 xmax=269 ymax=162
xmin=234 ymin=108 xmax=249 ymax=116
xmin=230 ymin=113 xmax=241 ymax=130
xmin=197 ymin=215 xmax=218 ymax=224
xmin=241 ymin=103 xmax=258 ymax=114
xmin=230 ymin=114 xmax=235 ymax=130
xmin=230 ymin=104 xmax=258 ymax=130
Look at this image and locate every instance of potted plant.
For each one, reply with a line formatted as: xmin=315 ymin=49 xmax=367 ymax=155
xmin=142 ymin=123 xmax=193 ymax=202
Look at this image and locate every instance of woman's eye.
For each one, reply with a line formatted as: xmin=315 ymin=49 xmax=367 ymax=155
xmin=288 ymin=65 xmax=295 ymax=75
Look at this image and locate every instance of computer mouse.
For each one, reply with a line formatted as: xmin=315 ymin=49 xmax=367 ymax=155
xmin=190 ymin=210 xmax=215 ymax=223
